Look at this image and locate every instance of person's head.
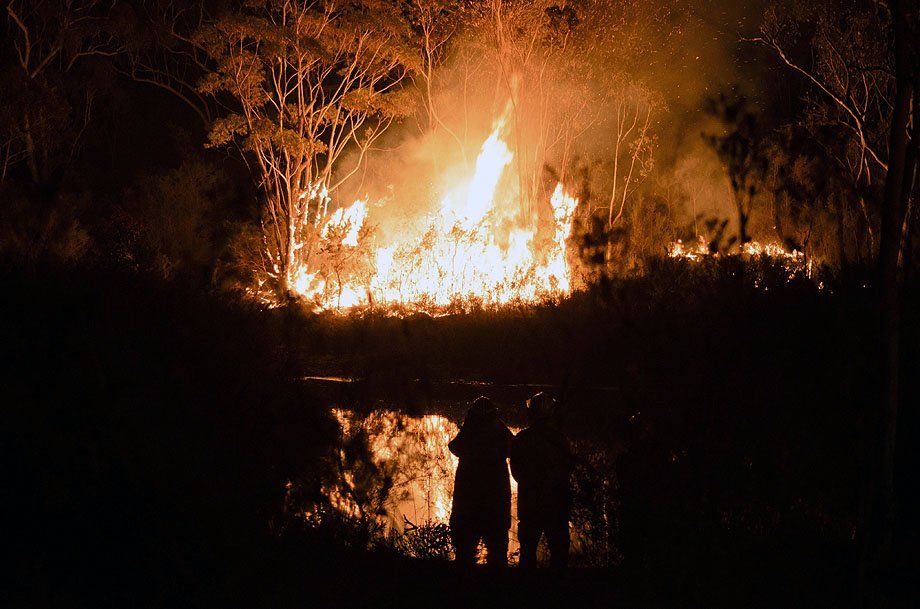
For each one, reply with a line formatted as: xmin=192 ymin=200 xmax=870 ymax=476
xmin=525 ymin=392 xmax=558 ymax=426
xmin=465 ymin=396 xmax=498 ymax=427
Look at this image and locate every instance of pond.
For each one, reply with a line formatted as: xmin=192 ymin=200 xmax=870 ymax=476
xmin=327 ymin=408 xmax=526 ymax=560
xmin=300 ymin=378 xmax=622 ymax=565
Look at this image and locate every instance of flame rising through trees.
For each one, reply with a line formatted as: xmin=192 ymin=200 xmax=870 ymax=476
xmin=279 ymin=112 xmax=816 ymax=312
xmin=289 ymin=112 xmax=579 ymax=311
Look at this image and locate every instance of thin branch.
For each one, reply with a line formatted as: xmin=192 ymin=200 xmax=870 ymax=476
xmin=745 ymin=35 xmax=889 ymax=173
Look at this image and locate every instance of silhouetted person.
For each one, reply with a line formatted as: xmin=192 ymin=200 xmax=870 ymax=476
xmin=510 ymin=392 xmax=573 ymax=569
xmin=448 ymin=396 xmax=513 ymax=566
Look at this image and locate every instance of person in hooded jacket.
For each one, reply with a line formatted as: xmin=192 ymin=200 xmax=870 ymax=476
xmin=448 ymin=396 xmax=513 ymax=566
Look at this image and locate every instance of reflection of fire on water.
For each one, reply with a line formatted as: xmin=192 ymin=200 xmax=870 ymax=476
xmin=332 ymin=408 xmax=458 ymax=524
xmin=323 ymin=408 xmax=522 ymax=559
xmin=290 ymin=107 xmax=579 ymax=311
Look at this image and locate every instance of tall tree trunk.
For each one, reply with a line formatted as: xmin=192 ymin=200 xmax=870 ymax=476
xmin=22 ymin=113 xmax=40 ymax=184
xmin=835 ymin=194 xmax=849 ymax=270
xmin=898 ymin=88 xmax=919 ymax=271
xmin=858 ymin=197 xmax=876 ymax=262
xmin=859 ymin=0 xmax=916 ymax=604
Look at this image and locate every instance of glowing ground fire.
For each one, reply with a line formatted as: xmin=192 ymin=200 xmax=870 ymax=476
xmin=668 ymin=236 xmax=816 ymax=279
xmin=290 ymin=110 xmax=579 ymax=311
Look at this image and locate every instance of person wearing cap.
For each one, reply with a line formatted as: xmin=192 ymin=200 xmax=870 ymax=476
xmin=510 ymin=392 xmax=573 ymax=569
xmin=448 ymin=396 xmax=513 ymax=566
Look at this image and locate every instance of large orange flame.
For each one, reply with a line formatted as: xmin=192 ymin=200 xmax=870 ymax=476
xmin=291 ymin=110 xmax=579 ymax=311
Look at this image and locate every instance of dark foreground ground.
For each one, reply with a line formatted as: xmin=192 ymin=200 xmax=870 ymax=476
xmin=204 ymin=539 xmax=855 ymax=609
xmin=3 ymin=260 xmax=918 ymax=608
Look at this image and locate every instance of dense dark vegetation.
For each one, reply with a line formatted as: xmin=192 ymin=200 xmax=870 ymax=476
xmin=298 ymin=258 xmax=918 ymax=594
xmin=4 ymin=258 xmax=918 ymax=607
xmin=2 ymin=264 xmax=335 ymax=607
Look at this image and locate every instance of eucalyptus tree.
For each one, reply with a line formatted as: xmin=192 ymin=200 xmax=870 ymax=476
xmin=748 ymin=1 xmax=899 ymax=251
xmin=194 ymin=0 xmax=420 ymax=296
xmin=751 ymin=2 xmax=919 ymax=599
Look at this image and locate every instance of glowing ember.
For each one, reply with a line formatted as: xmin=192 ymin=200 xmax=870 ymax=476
xmin=291 ymin=110 xmax=579 ymax=311
xmin=667 ymin=236 xmax=712 ymax=261
xmin=668 ymin=236 xmax=815 ymax=279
